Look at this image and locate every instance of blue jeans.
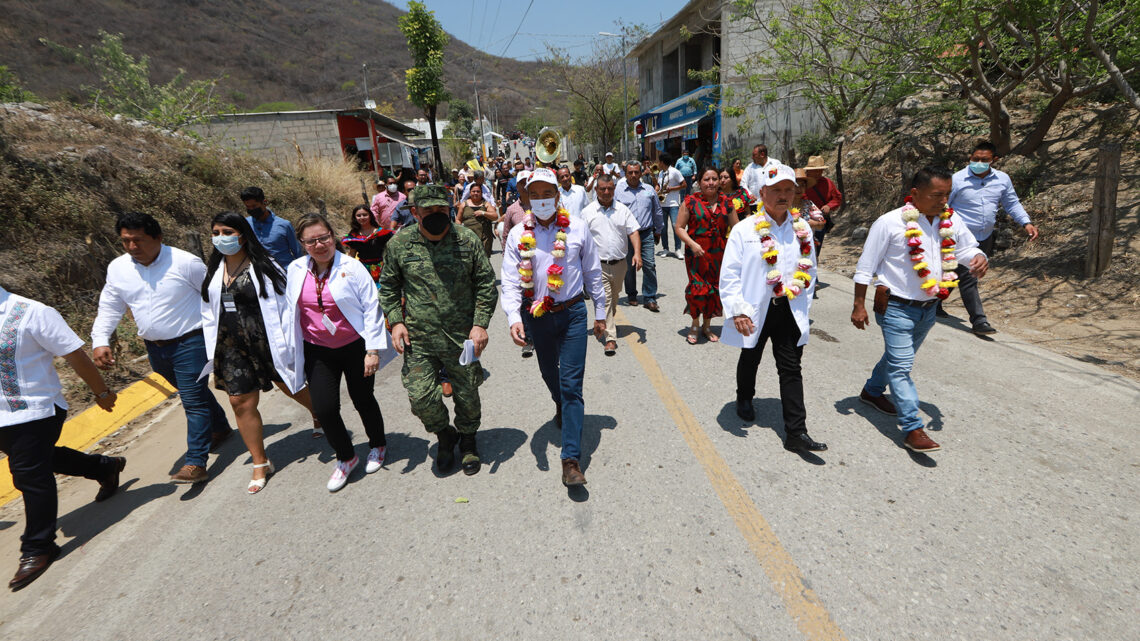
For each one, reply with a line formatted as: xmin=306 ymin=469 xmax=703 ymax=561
xmin=864 ymin=301 xmax=937 ymax=432
xmin=528 ymin=300 xmax=588 ymax=460
xmin=624 ymin=230 xmax=658 ymax=303
xmin=147 ymin=332 xmax=231 ymax=467
xmin=660 ymin=206 xmax=681 ymax=252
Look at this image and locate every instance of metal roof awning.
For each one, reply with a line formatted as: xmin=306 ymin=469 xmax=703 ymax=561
xmin=643 ymin=113 xmax=709 ymax=142
xmin=630 ymin=85 xmax=718 ymax=122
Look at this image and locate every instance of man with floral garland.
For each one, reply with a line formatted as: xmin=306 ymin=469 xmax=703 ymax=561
xmin=720 ymin=164 xmax=827 ymax=454
xmin=851 ymin=166 xmax=988 ymax=452
xmin=500 ymin=168 xmax=607 ymax=486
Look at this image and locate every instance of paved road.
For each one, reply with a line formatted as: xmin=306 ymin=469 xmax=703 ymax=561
xmin=1 ymin=254 xmax=1137 ymax=641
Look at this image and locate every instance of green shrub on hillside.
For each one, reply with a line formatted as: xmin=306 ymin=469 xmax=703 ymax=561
xmin=0 ymin=66 xmax=35 ymax=102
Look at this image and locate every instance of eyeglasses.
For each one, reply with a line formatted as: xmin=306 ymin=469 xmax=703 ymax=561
xmin=300 ymin=233 xmax=333 ymax=248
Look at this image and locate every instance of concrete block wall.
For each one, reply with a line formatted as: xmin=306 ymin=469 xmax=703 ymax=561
xmin=190 ymin=112 xmax=344 ymax=167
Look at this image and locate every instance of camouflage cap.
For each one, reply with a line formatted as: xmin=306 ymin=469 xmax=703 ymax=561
xmin=412 ymin=184 xmax=449 ymax=208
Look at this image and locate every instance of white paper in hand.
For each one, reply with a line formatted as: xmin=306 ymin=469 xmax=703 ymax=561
xmin=459 ymin=339 xmax=478 ymax=366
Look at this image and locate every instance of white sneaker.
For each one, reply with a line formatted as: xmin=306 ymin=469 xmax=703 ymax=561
xmin=327 ymin=455 xmax=359 ymax=492
xmin=365 ymin=446 xmax=386 ymax=474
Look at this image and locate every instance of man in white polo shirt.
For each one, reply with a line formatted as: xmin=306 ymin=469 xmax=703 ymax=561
xmin=580 ymin=174 xmax=642 ymax=356
xmin=556 ymin=166 xmax=589 ymax=218
xmin=92 ymin=212 xmax=233 ymax=484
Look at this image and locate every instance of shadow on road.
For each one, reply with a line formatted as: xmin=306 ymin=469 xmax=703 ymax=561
xmin=477 ymin=427 xmax=528 ymax=474
xmin=529 ymin=413 xmax=617 ymax=473
xmin=57 ymin=478 xmax=176 ymax=559
xmin=935 ymin=314 xmax=996 ymax=342
xmin=378 ymin=432 xmax=430 ymax=474
xmin=834 ymin=396 xmax=939 ymax=467
xmin=716 ymin=400 xmax=826 ymax=465
xmin=616 ymin=324 xmax=646 ymax=344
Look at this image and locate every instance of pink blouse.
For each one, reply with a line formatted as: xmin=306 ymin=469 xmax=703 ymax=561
xmin=299 ymin=271 xmax=360 ymax=348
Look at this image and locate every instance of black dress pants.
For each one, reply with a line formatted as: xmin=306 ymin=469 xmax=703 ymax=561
xmin=303 ymin=338 xmax=386 ymax=462
xmin=735 ymin=301 xmax=808 ymax=439
xmin=0 ymin=406 xmax=109 ymax=557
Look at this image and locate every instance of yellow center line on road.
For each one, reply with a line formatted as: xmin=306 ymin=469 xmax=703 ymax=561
xmin=0 ymin=372 xmax=176 ymax=507
xmin=616 ymin=308 xmax=847 ymax=641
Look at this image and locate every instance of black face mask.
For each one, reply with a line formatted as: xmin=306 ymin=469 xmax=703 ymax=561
xmin=421 ymin=211 xmax=450 ymax=235
xmin=247 ymin=207 xmax=263 ymax=217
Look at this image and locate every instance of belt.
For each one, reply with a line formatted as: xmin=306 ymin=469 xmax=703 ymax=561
xmin=888 ymin=295 xmax=938 ymax=309
xmin=602 ymin=258 xmax=624 ymax=265
xmin=144 ymin=327 xmax=203 ymax=347
xmin=524 ymin=294 xmax=584 ymax=316
xmin=769 ymin=296 xmax=787 ymax=307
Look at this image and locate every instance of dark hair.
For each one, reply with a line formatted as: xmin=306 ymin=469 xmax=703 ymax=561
xmin=659 ymin=153 xmax=673 ymax=167
xmin=348 ymin=204 xmax=378 ymax=236
xmin=731 ymin=157 xmax=743 ymax=169
xmin=910 ymin=165 xmax=954 ymax=190
xmin=596 ymin=174 xmax=616 ymax=187
xmin=754 ymin=144 xmax=768 ymax=154
xmin=972 ymin=140 xmax=999 ymax=156
xmin=240 ymin=186 xmax=265 ymax=202
xmin=115 ymin=211 xmax=162 ymax=238
xmin=698 ymin=166 xmax=720 ymax=182
xmin=201 ymin=212 xmax=286 ymax=301
xmin=719 ymin=166 xmax=742 ymax=191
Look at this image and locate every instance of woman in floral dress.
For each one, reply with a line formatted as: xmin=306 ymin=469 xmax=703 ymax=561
xmin=674 ymin=167 xmax=730 ymax=345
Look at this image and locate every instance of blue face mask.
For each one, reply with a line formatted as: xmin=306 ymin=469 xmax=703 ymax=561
xmin=212 ymin=235 xmax=243 ymax=256
xmin=969 ymin=161 xmax=991 ymax=175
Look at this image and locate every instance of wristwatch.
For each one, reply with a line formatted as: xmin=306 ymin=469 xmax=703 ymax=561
xmin=96 ymin=390 xmax=111 ymax=399
xmin=366 ymin=350 xmax=379 ymax=356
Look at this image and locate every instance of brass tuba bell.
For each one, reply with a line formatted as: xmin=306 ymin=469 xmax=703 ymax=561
xmin=535 ymin=127 xmax=562 ymax=166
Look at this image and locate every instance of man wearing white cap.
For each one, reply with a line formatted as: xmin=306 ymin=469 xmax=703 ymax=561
xmin=602 ymin=152 xmax=623 ymax=179
xmin=500 ymin=169 xmax=534 ymax=357
xmin=500 ymin=167 xmax=607 ymax=487
xmin=720 ymin=163 xmax=827 ymax=454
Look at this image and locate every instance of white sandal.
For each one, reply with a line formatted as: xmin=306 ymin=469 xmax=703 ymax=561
xmin=247 ymin=461 xmax=275 ymax=494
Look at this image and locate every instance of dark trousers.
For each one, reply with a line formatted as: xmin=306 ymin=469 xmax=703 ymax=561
xmin=303 ymin=338 xmax=386 ymax=462
xmin=735 ymin=301 xmax=807 ymax=439
xmin=951 ymin=234 xmax=996 ymax=326
xmin=0 ymin=406 xmax=110 ymax=556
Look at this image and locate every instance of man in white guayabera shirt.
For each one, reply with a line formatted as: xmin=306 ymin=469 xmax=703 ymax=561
xmin=92 ymin=212 xmax=233 ymax=484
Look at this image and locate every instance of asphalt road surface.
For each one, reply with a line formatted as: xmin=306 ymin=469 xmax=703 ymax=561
xmin=1 ymin=253 xmax=1137 ymax=641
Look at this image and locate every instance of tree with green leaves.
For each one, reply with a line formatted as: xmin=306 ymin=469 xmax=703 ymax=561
xmin=543 ymin=36 xmax=638 ymax=156
xmin=441 ymin=99 xmax=476 ymax=169
xmin=513 ymin=112 xmax=546 ymax=139
xmin=398 ymin=1 xmax=450 ymax=178
xmin=0 ymin=66 xmax=35 ymax=103
xmin=40 ymin=31 xmax=230 ymax=130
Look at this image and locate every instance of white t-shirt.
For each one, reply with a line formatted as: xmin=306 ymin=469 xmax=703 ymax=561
xmin=603 ymin=162 xmax=623 ymax=178
xmin=0 ymin=289 xmax=86 ymax=427
xmin=580 ymin=200 xmax=640 ymax=261
xmin=661 ymin=166 xmax=685 ymax=208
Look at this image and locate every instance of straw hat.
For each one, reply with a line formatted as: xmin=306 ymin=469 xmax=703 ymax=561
xmin=803 ymin=155 xmax=828 ymax=171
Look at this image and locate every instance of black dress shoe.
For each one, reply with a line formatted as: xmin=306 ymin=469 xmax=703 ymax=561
xmin=784 ymin=434 xmax=828 ymax=453
xmin=9 ymin=548 xmax=59 ymax=591
xmin=735 ymin=399 xmax=755 ymax=422
xmin=94 ymin=456 xmax=126 ymax=502
xmin=972 ymin=321 xmax=997 ymax=335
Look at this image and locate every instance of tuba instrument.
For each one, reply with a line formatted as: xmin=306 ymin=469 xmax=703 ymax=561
xmin=535 ymin=127 xmax=562 ymax=166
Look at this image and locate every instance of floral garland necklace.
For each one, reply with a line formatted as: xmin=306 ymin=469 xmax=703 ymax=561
xmin=901 ymin=198 xmax=959 ymax=299
xmin=754 ymin=206 xmax=814 ymax=300
xmin=517 ymin=208 xmax=572 ymax=317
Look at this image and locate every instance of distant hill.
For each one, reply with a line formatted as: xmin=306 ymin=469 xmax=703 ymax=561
xmin=0 ymin=0 xmax=562 ymax=125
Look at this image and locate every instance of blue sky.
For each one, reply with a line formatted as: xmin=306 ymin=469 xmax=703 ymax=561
xmin=408 ymin=0 xmax=691 ymax=61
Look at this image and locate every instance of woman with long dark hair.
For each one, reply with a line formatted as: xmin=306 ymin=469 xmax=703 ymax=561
xmin=720 ymin=167 xmax=752 ymax=231
xmin=286 ymin=213 xmax=390 ymax=492
xmin=675 ymin=167 xmax=730 ymax=344
xmin=342 ymin=204 xmax=393 ymax=287
xmin=201 ymin=212 xmax=320 ymax=494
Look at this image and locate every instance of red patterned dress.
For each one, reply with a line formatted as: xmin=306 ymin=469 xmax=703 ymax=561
xmin=682 ymin=193 xmax=729 ymax=319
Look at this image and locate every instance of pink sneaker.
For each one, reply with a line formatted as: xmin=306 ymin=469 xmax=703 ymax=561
xmin=365 ymin=447 xmax=386 ymax=474
xmin=327 ymin=456 xmax=359 ymax=492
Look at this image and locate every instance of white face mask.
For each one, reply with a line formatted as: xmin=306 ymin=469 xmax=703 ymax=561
xmin=386 ymin=183 xmax=398 ymax=193
xmin=531 ymin=197 xmax=557 ymax=220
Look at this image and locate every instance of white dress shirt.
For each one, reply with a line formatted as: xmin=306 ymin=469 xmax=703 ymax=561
xmin=558 ymin=184 xmax=589 ymax=218
xmin=580 ymin=200 xmax=639 ymax=261
xmin=500 ymin=217 xmax=606 ymax=327
xmin=92 ymin=245 xmax=207 ymax=348
xmin=719 ymin=214 xmax=817 ymax=349
xmin=853 ymin=206 xmax=984 ymax=301
xmin=0 ymin=288 xmax=86 ymax=427
xmin=741 ymin=158 xmax=781 ymax=201
xmin=661 ymin=166 xmax=685 ymax=208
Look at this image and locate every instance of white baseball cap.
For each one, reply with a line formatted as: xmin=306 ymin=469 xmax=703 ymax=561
xmin=605 ymin=151 xmax=614 ymax=158
xmin=516 ymin=170 xmax=532 ymax=185
xmin=527 ymin=167 xmax=557 ymax=187
xmin=763 ymin=163 xmax=797 ymax=187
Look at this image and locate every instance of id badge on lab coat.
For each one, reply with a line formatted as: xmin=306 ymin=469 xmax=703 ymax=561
xmin=221 ymin=292 xmax=237 ymax=313
xmin=321 ymin=313 xmax=337 ymax=335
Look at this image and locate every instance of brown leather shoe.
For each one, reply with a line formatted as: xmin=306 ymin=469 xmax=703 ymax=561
xmin=170 ymin=465 xmax=209 ymax=484
xmin=645 ymin=301 xmax=660 ymax=312
xmin=604 ymin=341 xmax=617 ymax=356
xmin=860 ymin=388 xmax=897 ymax=416
xmin=561 ymin=458 xmax=586 ymax=486
xmin=9 ymin=549 xmax=59 ymax=591
xmin=627 ymin=296 xmax=639 ymax=306
xmin=904 ymin=428 xmax=941 ymax=452
xmin=94 ymin=456 xmax=126 ymax=502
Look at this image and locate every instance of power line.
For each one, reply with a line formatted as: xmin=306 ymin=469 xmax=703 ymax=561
xmin=498 ymin=0 xmax=534 ymax=57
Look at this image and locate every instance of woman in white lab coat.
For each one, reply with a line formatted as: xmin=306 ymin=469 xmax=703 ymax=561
xmin=200 ymin=212 xmax=318 ymax=494
xmin=286 ymin=213 xmax=391 ymax=493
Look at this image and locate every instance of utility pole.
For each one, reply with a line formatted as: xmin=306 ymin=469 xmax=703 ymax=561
xmin=362 ymin=63 xmax=370 ymax=105
xmin=473 ymin=73 xmax=488 ymax=163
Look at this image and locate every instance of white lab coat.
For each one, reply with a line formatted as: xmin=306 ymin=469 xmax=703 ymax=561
xmin=285 ymin=251 xmax=390 ymax=372
xmin=202 ymin=262 xmax=305 ymax=394
xmin=719 ymin=215 xmax=816 ymax=349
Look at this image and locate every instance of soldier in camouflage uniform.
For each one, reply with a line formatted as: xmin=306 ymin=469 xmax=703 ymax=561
xmin=379 ymin=184 xmax=499 ymax=475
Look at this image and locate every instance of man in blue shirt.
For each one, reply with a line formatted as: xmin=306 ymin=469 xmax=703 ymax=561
xmin=241 ymin=186 xmax=304 ymax=269
xmin=675 ymin=148 xmax=697 ymax=196
xmin=615 ymin=162 xmax=665 ymax=311
xmin=946 ymin=141 xmax=1039 ymax=335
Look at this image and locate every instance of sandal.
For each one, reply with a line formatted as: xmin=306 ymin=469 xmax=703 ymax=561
xmin=703 ymin=328 xmax=719 ymax=343
xmin=686 ymin=328 xmax=699 ymax=345
xmin=247 ymin=461 xmax=275 ymax=494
